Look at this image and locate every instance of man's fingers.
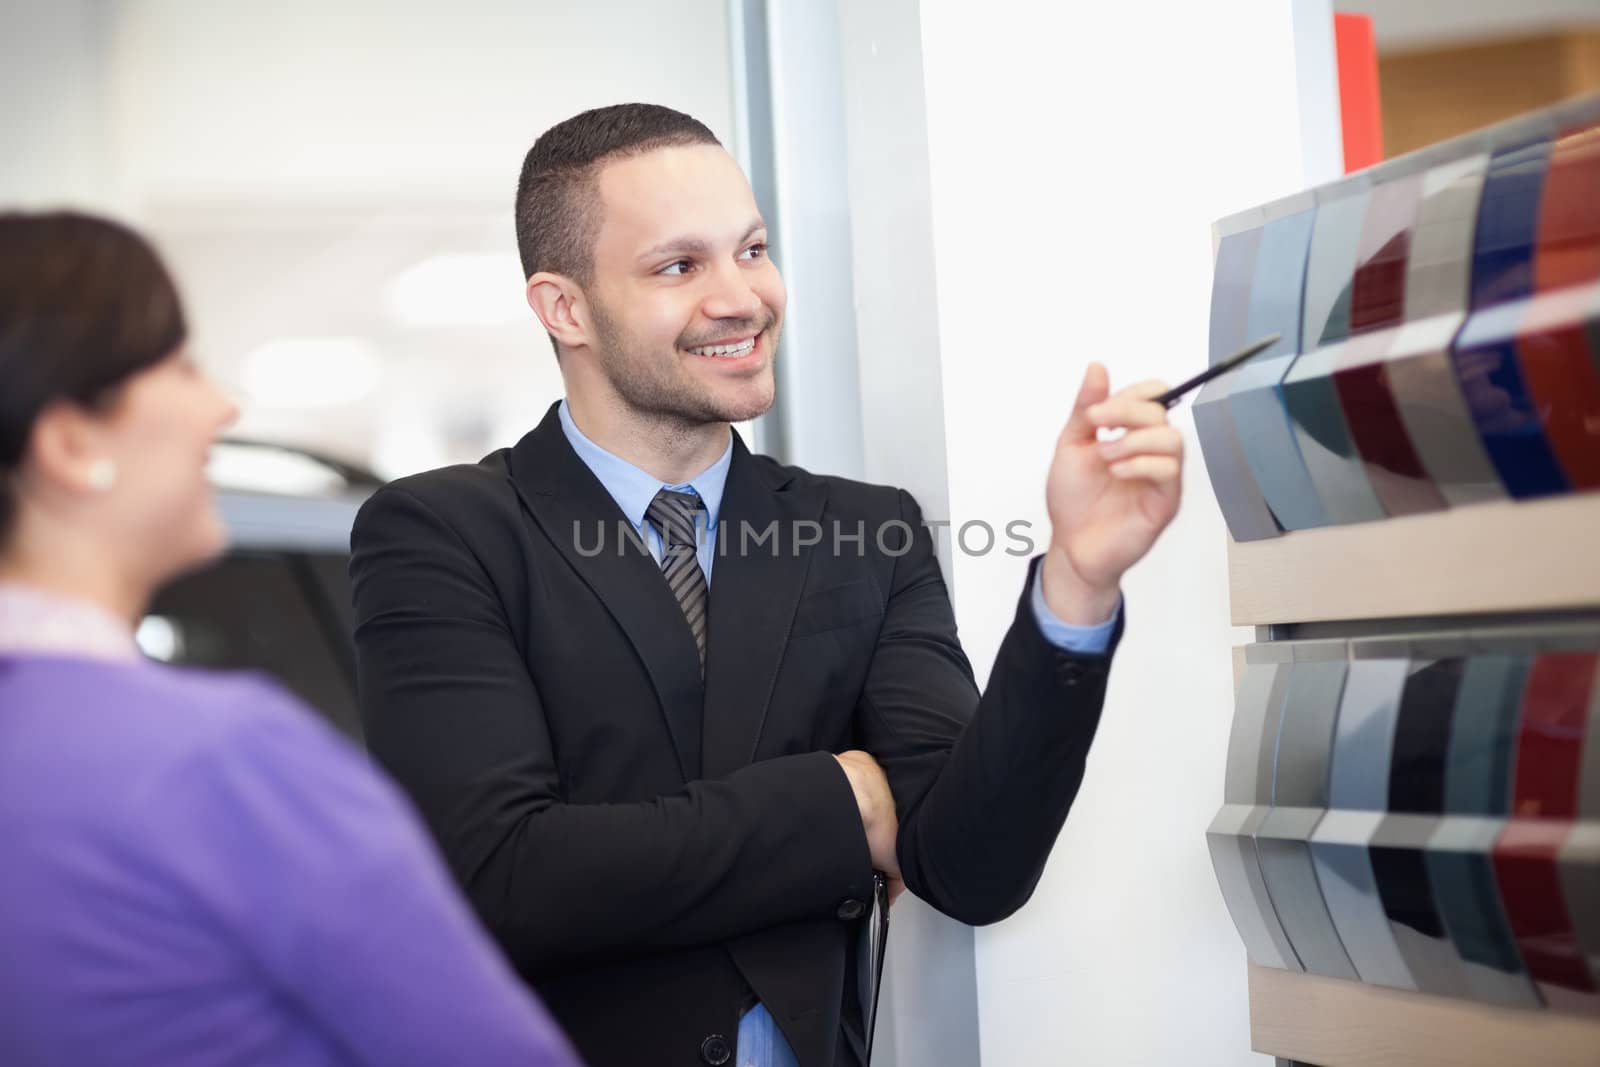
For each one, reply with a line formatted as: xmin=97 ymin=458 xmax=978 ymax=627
xmin=1098 ymin=426 xmax=1184 ymax=462
xmin=1088 ymin=393 xmax=1170 ymax=431
xmin=1121 ymin=378 xmax=1171 ymax=402
xmin=1107 ymin=455 xmax=1182 ymax=485
xmin=1064 ymin=362 xmax=1111 ymax=440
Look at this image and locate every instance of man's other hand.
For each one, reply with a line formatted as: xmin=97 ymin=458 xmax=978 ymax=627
xmin=834 ymin=750 xmax=905 ymax=902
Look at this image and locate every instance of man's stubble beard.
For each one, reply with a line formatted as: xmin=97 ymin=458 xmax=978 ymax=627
xmin=590 ymin=295 xmax=779 ymax=431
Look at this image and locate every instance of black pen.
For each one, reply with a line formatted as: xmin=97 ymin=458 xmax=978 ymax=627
xmin=1154 ymin=333 xmax=1283 ymax=409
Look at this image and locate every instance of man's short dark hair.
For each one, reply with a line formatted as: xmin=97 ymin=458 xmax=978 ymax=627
xmin=515 ymin=103 xmax=721 ymax=286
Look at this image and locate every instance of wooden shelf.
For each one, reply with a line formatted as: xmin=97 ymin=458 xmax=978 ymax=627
xmin=1249 ymin=963 xmax=1600 ymax=1066
xmin=1227 ymin=493 xmax=1600 ymax=626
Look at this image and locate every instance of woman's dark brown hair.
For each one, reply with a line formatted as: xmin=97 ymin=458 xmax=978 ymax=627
xmin=0 ymin=211 xmax=187 ymax=540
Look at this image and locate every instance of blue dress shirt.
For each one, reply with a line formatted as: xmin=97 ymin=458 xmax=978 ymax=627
xmin=557 ymin=399 xmax=1117 ymax=1065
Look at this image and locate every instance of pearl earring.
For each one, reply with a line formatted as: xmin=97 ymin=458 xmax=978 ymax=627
xmin=87 ymin=459 xmax=117 ymax=492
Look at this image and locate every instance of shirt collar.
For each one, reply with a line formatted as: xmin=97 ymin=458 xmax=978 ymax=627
xmin=0 ymin=582 xmax=140 ymax=663
xmin=558 ymin=399 xmax=732 ymax=530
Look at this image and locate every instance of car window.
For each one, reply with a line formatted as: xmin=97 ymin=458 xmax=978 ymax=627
xmin=143 ymin=551 xmax=361 ymax=740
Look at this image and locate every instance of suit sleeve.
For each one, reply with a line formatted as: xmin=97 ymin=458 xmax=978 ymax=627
xmin=856 ymin=490 xmax=1122 ymax=925
xmin=350 ymin=485 xmax=874 ymax=977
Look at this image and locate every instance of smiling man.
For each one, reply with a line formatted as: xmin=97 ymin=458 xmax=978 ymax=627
xmin=350 ymin=103 xmax=1184 ymax=1067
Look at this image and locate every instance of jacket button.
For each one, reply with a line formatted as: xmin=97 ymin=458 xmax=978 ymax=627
xmin=837 ymin=898 xmax=866 ymax=920
xmin=1057 ymin=662 xmax=1086 ymax=686
xmin=701 ymin=1034 xmax=731 ymax=1065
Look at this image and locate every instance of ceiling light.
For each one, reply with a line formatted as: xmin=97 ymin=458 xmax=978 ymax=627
xmin=243 ymin=337 xmax=380 ymax=408
xmin=386 ymin=252 xmax=527 ymax=327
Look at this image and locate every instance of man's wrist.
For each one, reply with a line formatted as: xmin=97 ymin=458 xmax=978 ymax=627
xmin=1040 ymin=547 xmax=1121 ymax=627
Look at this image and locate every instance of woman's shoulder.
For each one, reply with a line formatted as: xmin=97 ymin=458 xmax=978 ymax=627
xmin=1 ymin=655 xmax=335 ymax=779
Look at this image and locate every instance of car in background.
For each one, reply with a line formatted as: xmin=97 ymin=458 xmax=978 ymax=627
xmin=140 ymin=440 xmax=379 ymax=741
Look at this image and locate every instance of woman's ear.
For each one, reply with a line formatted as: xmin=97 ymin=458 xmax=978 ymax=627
xmin=24 ymin=400 xmax=115 ymax=496
xmin=527 ymin=273 xmax=593 ymax=353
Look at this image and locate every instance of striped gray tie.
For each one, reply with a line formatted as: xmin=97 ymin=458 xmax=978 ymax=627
xmin=644 ymin=488 xmax=709 ymax=670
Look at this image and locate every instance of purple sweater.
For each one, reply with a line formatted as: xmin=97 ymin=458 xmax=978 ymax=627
xmin=0 ymin=654 xmax=580 ymax=1066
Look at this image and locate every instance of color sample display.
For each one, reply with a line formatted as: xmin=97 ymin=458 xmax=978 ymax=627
xmin=1202 ymin=88 xmax=1600 ymax=1030
xmin=1197 ymin=96 xmax=1600 ymax=538
xmin=1211 ymin=627 xmax=1600 ymax=1015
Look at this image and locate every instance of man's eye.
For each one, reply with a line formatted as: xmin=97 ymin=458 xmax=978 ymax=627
xmin=741 ymin=243 xmax=768 ymax=261
xmin=660 ymin=259 xmax=694 ymax=276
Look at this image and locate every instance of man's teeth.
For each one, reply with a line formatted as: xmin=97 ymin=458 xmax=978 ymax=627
xmin=688 ymin=337 xmax=756 ymax=357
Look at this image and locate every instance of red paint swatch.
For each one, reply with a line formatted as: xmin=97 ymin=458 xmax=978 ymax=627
xmin=1516 ymin=320 xmax=1600 ymax=489
xmin=1336 ymin=176 xmax=1446 ymax=514
xmin=1519 ymin=120 xmax=1600 ymax=490
xmin=1534 ymin=121 xmax=1600 ymax=291
xmin=1511 ymin=652 xmax=1596 ymax=820
xmin=1493 ymin=652 xmax=1599 ymax=1006
xmin=1493 ymin=822 xmax=1595 ymax=998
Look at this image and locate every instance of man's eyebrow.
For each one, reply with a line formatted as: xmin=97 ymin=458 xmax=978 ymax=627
xmin=638 ymin=219 xmax=767 ymax=262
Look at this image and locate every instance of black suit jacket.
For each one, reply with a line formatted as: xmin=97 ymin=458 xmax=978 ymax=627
xmin=350 ymin=402 xmax=1121 ymax=1067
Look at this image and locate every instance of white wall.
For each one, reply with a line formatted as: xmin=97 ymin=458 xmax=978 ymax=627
xmin=904 ymin=1 xmax=1342 ymax=1063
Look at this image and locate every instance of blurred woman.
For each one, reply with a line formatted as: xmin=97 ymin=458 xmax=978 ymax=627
xmin=0 ymin=212 xmax=580 ymax=1067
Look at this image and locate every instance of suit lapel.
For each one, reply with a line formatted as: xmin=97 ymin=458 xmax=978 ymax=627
xmin=701 ymin=437 xmax=826 ymax=779
xmin=507 ymin=404 xmax=706 ymax=782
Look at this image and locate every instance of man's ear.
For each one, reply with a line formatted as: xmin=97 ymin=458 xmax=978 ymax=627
xmin=527 ymin=272 xmax=592 ymax=352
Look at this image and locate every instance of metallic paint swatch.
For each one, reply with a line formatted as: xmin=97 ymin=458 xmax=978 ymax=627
xmin=1198 ymin=226 xmax=1282 ymax=541
xmin=1370 ymin=658 xmax=1471 ymax=998
xmin=1426 ymin=653 xmax=1541 ymax=1007
xmin=1283 ymin=182 xmax=1387 ymax=523
xmin=1313 ymin=653 xmax=1414 ymax=990
xmin=1256 ymin=645 xmax=1358 ymax=978
xmin=1386 ymin=155 xmax=1507 ymax=507
xmin=1231 ymin=203 xmax=1327 ymax=531
xmin=1208 ymin=648 xmax=1302 ymax=970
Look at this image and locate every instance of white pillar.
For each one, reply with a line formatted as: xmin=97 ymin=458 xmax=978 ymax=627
xmin=835 ymin=8 xmax=978 ymax=1066
xmin=741 ymin=0 xmax=981 ymax=1060
xmin=0 ymin=0 xmax=118 ymax=212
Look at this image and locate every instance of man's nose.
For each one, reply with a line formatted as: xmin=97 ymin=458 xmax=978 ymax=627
xmin=700 ymin=261 xmax=764 ymax=322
